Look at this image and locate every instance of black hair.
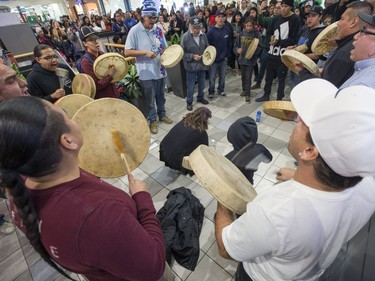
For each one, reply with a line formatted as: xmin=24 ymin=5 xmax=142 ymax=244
xmin=306 ymin=131 xmax=363 ymax=190
xmin=32 ymin=44 xmax=54 ymax=65
xmin=347 ymin=1 xmax=373 ymax=18
xmin=0 ymin=97 xmax=74 ymax=280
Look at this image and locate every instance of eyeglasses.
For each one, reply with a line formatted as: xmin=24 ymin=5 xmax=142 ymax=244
xmin=147 ymin=16 xmax=158 ymax=20
xmin=40 ymin=55 xmax=59 ymax=61
xmin=86 ymin=37 xmax=100 ymax=42
xmin=359 ymin=27 xmax=375 ymax=37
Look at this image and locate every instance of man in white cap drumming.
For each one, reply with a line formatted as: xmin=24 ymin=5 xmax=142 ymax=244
xmin=215 ymin=78 xmax=375 ymax=281
xmin=125 ymin=0 xmax=173 ymax=134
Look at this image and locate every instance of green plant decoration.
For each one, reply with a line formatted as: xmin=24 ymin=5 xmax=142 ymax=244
xmin=117 ymin=64 xmax=143 ymax=100
xmin=167 ymin=32 xmax=183 ymax=46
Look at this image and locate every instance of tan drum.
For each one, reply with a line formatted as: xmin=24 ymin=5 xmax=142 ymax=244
xmin=202 ymin=45 xmax=217 ymax=66
xmin=72 ymin=73 xmax=96 ymax=98
xmin=311 ymin=22 xmax=338 ymax=55
xmin=183 ymin=145 xmax=257 ymax=214
xmin=263 ymin=101 xmax=297 ymax=121
xmin=245 ymin=38 xmax=259 ymax=60
xmin=281 ymin=49 xmax=319 ymax=75
xmin=161 ymin=44 xmax=184 ymax=68
xmin=294 ymin=44 xmax=308 ymax=54
xmin=54 ymin=94 xmax=93 ymax=119
xmin=72 ymin=98 xmax=150 ymax=178
xmin=93 ymin=53 xmax=128 ymax=83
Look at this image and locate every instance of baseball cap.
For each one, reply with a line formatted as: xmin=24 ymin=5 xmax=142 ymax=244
xmin=189 ymin=16 xmax=202 ymax=26
xmin=281 ymin=0 xmax=294 ymax=7
xmin=304 ymin=1 xmax=313 ymax=6
xmin=80 ymin=26 xmax=96 ymax=41
xmin=306 ymin=5 xmax=323 ymax=15
xmin=358 ymin=12 xmax=375 ymax=26
xmin=291 ymin=78 xmax=375 ymax=177
xmin=215 ymin=10 xmax=226 ymax=17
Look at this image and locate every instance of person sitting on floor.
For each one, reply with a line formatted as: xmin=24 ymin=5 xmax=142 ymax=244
xmin=225 ymin=116 xmax=272 ymax=185
xmin=160 ymin=107 xmax=211 ymax=175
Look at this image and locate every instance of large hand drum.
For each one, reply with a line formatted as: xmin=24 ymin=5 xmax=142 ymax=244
xmin=245 ymin=38 xmax=259 ymax=60
xmin=72 ymin=98 xmax=150 ymax=178
xmin=93 ymin=53 xmax=128 ymax=83
xmin=281 ymin=49 xmax=319 ymax=75
xmin=263 ymin=101 xmax=297 ymax=121
xmin=72 ymin=73 xmax=96 ymax=98
xmin=202 ymin=46 xmax=216 ymax=66
xmin=161 ymin=44 xmax=184 ymax=68
xmin=183 ymin=145 xmax=257 ymax=214
xmin=54 ymin=95 xmax=93 ymax=119
xmin=312 ymin=22 xmax=338 ymax=55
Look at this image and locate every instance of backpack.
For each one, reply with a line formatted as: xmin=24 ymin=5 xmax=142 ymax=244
xmin=76 ymin=53 xmax=95 ymax=73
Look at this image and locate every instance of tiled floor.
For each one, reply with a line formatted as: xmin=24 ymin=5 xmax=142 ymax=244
xmin=0 ymin=72 xmax=296 ymax=281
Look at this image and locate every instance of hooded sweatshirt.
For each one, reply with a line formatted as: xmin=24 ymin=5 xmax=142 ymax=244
xmin=27 ymin=63 xmax=74 ymax=103
xmin=226 ymin=117 xmax=272 ymax=184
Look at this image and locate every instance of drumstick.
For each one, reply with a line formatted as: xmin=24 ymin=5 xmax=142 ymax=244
xmin=111 ymin=129 xmax=130 ymax=174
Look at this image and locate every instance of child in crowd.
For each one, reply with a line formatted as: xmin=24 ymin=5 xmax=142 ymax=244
xmin=233 ymin=17 xmax=261 ymax=103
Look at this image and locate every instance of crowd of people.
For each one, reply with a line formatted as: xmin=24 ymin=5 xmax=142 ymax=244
xmin=1 ymin=0 xmax=375 ymax=280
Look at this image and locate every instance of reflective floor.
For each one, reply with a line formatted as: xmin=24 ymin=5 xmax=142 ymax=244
xmin=0 ymin=72 xmax=296 ymax=281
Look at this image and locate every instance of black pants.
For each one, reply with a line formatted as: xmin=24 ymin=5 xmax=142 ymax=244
xmin=241 ymin=64 xmax=254 ymax=96
xmin=235 ymin=263 xmax=254 ymax=281
xmin=263 ymin=59 xmax=288 ymax=100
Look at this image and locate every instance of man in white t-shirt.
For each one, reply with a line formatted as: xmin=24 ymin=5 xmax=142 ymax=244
xmin=215 ymin=78 xmax=375 ymax=281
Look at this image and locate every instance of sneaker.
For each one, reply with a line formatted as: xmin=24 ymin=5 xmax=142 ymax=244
xmin=245 ymin=96 xmax=251 ymax=103
xmin=251 ymin=83 xmax=261 ymax=90
xmin=255 ymin=95 xmax=270 ymax=102
xmin=150 ymin=121 xmax=158 ymax=134
xmin=159 ymin=116 xmax=173 ymax=124
xmin=208 ymin=93 xmax=214 ymax=99
xmin=218 ymin=92 xmax=226 ymax=96
xmin=197 ymin=98 xmax=209 ymax=105
xmin=240 ymin=92 xmax=245 ymax=96
xmin=0 ymin=221 xmax=16 ymax=234
xmin=187 ymin=104 xmax=193 ymax=111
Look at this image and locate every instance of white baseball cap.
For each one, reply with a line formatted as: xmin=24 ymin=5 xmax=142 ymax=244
xmin=291 ymin=78 xmax=375 ymax=177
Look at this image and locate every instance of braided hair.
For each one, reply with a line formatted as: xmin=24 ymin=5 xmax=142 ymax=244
xmin=0 ymin=96 xmax=75 ymax=280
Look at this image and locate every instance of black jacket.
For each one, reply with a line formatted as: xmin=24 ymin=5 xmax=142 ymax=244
xmin=226 ymin=117 xmax=272 ymax=184
xmin=156 ymin=187 xmax=204 ymax=271
xmin=27 ymin=63 xmax=75 ymax=103
xmin=160 ymin=120 xmax=208 ymax=173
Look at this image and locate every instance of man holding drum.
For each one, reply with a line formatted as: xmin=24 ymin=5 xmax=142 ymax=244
xmin=125 ymin=0 xmax=173 ymax=134
xmin=181 ymin=16 xmax=210 ymax=111
xmin=215 ymin=79 xmax=375 ymax=281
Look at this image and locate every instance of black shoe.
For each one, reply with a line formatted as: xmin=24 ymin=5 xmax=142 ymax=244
xmin=277 ymin=97 xmax=284 ymax=101
xmin=251 ymin=83 xmax=261 ymax=90
xmin=255 ymin=95 xmax=270 ymax=102
xmin=187 ymin=104 xmax=193 ymax=111
xmin=197 ymin=98 xmax=209 ymax=105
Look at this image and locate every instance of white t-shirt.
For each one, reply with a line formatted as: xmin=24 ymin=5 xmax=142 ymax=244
xmin=222 ymin=177 xmax=375 ymax=281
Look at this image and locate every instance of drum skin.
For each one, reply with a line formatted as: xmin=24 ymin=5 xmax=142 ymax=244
xmin=161 ymin=45 xmax=184 ymax=68
xmin=93 ymin=53 xmax=128 ymax=83
xmin=186 ymin=145 xmax=257 ymax=214
xmin=72 ymin=73 xmax=96 ymax=98
xmin=72 ymin=98 xmax=150 ymax=178
xmin=54 ymin=95 xmax=93 ymax=119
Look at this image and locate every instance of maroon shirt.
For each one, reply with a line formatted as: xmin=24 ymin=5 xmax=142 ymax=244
xmin=11 ymin=170 xmax=165 ymax=281
xmin=81 ymin=51 xmax=119 ymax=99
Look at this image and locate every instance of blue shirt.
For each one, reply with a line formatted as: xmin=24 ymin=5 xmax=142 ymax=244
xmin=125 ymin=22 xmax=168 ymax=80
xmin=340 ymin=58 xmax=375 ymax=89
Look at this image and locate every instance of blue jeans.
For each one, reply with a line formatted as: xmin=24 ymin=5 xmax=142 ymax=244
xmin=186 ymin=70 xmax=206 ymax=105
xmin=140 ymin=78 xmax=166 ymax=122
xmin=209 ymin=60 xmax=226 ymax=94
